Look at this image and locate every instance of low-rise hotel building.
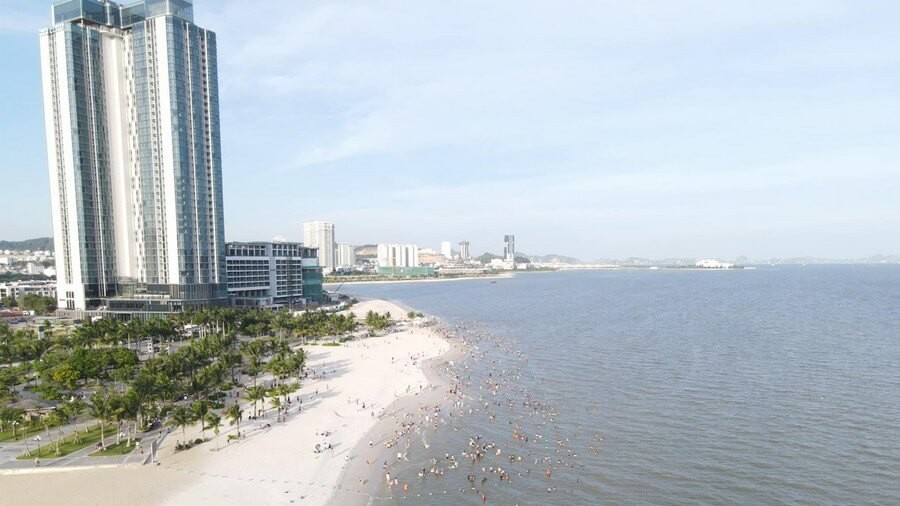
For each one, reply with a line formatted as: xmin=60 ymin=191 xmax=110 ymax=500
xmin=226 ymin=242 xmax=324 ymax=308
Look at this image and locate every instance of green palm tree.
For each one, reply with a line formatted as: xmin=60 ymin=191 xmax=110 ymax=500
xmin=90 ymin=388 xmax=116 ymax=449
xmin=0 ymin=407 xmax=25 ymax=439
xmin=167 ymin=405 xmax=194 ymax=444
xmin=191 ymin=400 xmax=210 ymax=436
xmin=58 ymin=400 xmax=85 ymax=443
xmin=116 ymin=390 xmax=140 ymax=446
xmin=269 ymin=395 xmax=281 ymax=418
xmin=225 ymin=403 xmax=242 ymax=438
xmin=206 ymin=412 xmax=222 ymax=450
xmin=245 ymin=386 xmax=265 ymax=418
xmin=275 ymin=383 xmax=294 ymax=407
xmin=43 ymin=410 xmax=66 ymax=455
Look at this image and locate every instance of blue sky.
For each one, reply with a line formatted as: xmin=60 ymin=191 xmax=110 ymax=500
xmin=1 ymin=0 xmax=899 ymax=260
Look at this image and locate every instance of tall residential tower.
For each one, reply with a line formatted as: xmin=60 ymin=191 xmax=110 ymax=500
xmin=40 ymin=0 xmax=228 ymax=315
xmin=302 ymin=221 xmax=335 ymax=273
xmin=504 ymin=235 xmax=516 ymax=262
xmin=459 ymin=241 xmax=470 ymax=260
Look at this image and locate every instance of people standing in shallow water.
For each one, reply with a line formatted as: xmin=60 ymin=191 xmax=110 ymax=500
xmin=364 ymin=320 xmax=588 ymax=503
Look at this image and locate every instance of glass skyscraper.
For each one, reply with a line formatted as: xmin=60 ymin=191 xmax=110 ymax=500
xmin=40 ymin=0 xmax=228 ymax=316
xmin=504 ymin=235 xmax=516 ymax=262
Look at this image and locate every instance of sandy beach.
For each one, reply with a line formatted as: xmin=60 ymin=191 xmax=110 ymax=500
xmin=0 ymin=299 xmax=455 ymax=506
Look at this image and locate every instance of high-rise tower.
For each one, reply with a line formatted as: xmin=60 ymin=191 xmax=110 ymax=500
xmin=504 ymin=235 xmax=516 ymax=262
xmin=459 ymin=241 xmax=470 ymax=260
xmin=440 ymin=241 xmax=453 ymax=259
xmin=40 ymin=0 xmax=228 ymax=315
xmin=303 ymin=221 xmax=335 ymax=273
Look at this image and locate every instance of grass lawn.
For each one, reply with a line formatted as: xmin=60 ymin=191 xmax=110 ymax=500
xmin=90 ymin=438 xmax=141 ymax=457
xmin=0 ymin=424 xmax=52 ymax=443
xmin=16 ymin=424 xmax=106 ymax=460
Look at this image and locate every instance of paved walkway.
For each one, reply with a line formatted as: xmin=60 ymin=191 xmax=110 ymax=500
xmin=0 ymin=428 xmax=160 ymax=472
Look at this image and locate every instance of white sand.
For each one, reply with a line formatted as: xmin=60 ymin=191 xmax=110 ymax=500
xmin=0 ymin=300 xmax=451 ymax=506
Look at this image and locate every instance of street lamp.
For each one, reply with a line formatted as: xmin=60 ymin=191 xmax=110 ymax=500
xmin=34 ymin=435 xmax=42 ymax=458
xmin=11 ymin=421 xmax=19 ymax=440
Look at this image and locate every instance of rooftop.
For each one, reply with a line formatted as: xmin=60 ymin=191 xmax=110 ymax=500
xmin=51 ymin=0 xmax=194 ymax=29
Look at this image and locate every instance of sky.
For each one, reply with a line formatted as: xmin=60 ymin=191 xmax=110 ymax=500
xmin=1 ymin=0 xmax=899 ymax=261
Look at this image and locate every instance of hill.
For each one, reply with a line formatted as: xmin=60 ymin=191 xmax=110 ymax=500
xmin=525 ymin=253 xmax=583 ymax=264
xmin=0 ymin=237 xmax=53 ymax=251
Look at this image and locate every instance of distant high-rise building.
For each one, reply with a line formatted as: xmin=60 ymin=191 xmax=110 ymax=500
xmin=337 ymin=242 xmax=356 ymax=268
xmin=377 ymin=244 xmax=420 ymax=268
xmin=303 ymin=221 xmax=335 ymax=273
xmin=40 ymin=0 xmax=228 ymax=315
xmin=459 ymin=241 xmax=471 ymax=260
xmin=440 ymin=241 xmax=453 ymax=259
xmin=504 ymin=235 xmax=516 ymax=262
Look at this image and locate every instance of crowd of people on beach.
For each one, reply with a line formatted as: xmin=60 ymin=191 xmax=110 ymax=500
xmin=343 ymin=320 xmax=592 ymax=503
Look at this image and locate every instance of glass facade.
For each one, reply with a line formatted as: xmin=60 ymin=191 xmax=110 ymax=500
xmin=226 ymin=242 xmax=325 ymax=306
xmin=52 ymin=0 xmax=193 ymax=28
xmin=130 ymin=15 xmax=225 ymax=291
xmin=42 ymin=0 xmax=226 ymax=315
xmin=53 ymin=0 xmax=107 ymax=25
xmin=51 ymin=22 xmax=119 ymax=306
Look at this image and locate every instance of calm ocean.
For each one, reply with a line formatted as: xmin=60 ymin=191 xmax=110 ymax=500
xmin=343 ymin=266 xmax=900 ymax=505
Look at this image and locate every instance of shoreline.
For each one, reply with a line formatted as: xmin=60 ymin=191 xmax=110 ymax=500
xmin=325 ymin=272 xmax=515 ymax=287
xmin=328 ymin=327 xmax=466 ymax=504
xmin=0 ymin=299 xmax=454 ymax=506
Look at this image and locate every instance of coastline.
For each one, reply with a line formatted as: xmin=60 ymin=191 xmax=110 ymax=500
xmin=328 ymin=327 xmax=466 ymax=504
xmin=324 ymin=272 xmax=515 ymax=287
xmin=0 ymin=299 xmax=454 ymax=506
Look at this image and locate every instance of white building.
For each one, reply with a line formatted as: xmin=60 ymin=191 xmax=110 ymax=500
xmin=440 ymin=241 xmax=453 ymax=259
xmin=303 ymin=221 xmax=336 ymax=273
xmin=226 ymin=242 xmax=323 ymax=308
xmin=0 ymin=281 xmax=57 ymax=301
xmin=337 ymin=242 xmax=356 ymax=268
xmin=377 ymin=244 xmax=420 ymax=268
xmin=695 ymin=259 xmax=734 ymax=269
xmin=489 ymin=258 xmax=515 ymax=270
xmin=39 ymin=0 xmax=228 ymax=314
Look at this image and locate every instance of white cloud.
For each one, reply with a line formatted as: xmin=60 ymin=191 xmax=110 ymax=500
xmin=198 ymin=0 xmax=900 ymax=258
xmin=205 ymin=0 xmax=858 ymax=169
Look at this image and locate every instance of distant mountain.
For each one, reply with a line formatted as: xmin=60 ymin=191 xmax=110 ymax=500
xmin=354 ymin=244 xmax=378 ymax=258
xmin=475 ymin=253 xmax=503 ymax=264
xmin=525 ymin=253 xmax=583 ymax=264
xmin=0 ymin=237 xmax=53 ymax=251
xmin=756 ymin=255 xmax=900 ymax=265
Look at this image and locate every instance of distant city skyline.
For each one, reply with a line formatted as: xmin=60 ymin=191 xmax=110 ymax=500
xmin=2 ymin=1 xmax=900 ymax=260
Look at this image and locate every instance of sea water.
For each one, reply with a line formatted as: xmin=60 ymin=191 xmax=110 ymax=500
xmin=344 ymin=266 xmax=900 ymax=504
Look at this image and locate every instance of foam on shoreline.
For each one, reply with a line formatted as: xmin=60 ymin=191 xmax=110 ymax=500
xmin=328 ymin=332 xmax=466 ymax=504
